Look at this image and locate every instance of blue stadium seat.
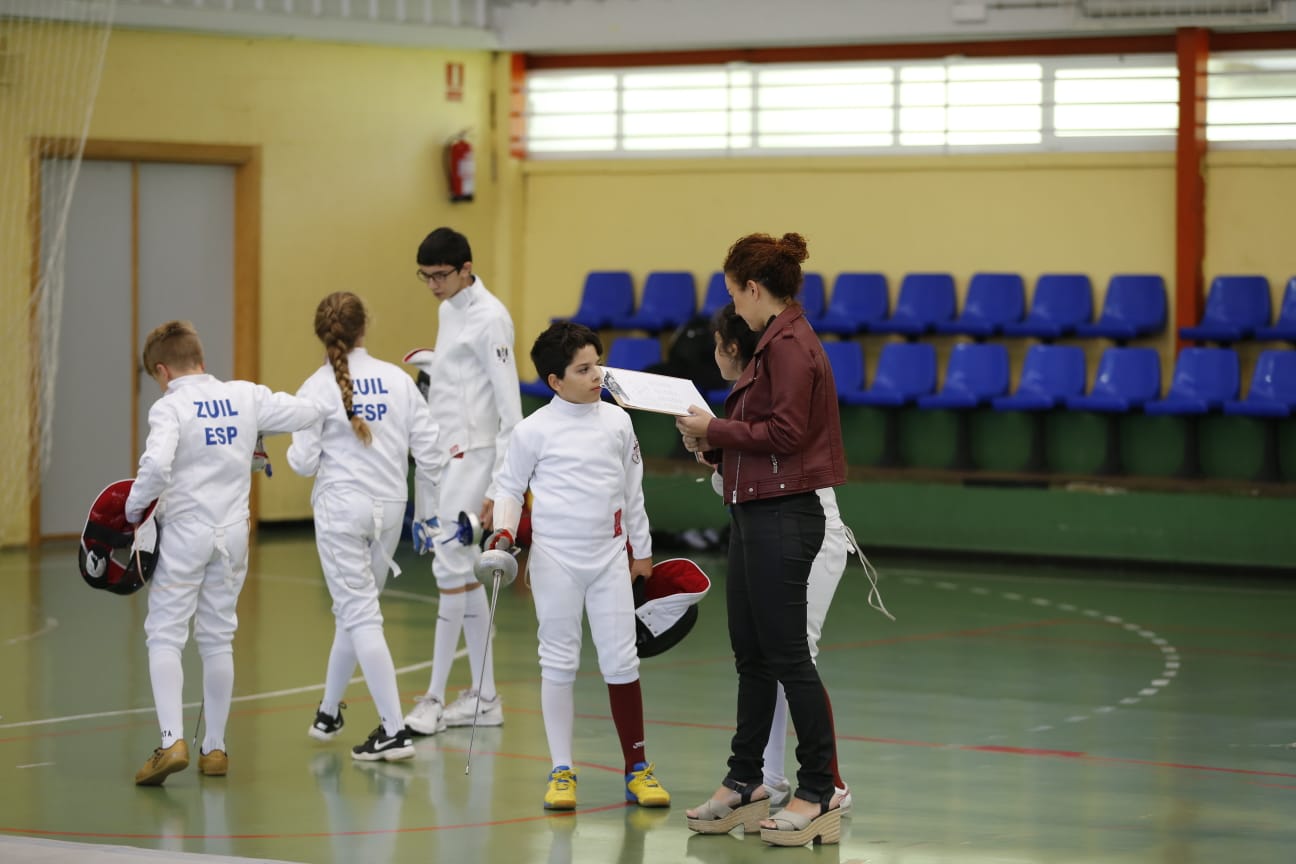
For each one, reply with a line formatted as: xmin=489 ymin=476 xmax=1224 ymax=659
xmin=555 ymin=271 xmax=634 ymax=330
xmin=520 ymin=378 xmax=552 ymax=398
xmin=611 ymin=271 xmax=697 ymax=333
xmin=842 ymin=343 xmax=937 ymax=407
xmin=1065 ymin=347 xmax=1162 ymax=413
xmin=916 ymin=343 xmax=1010 ymax=410
xmin=1179 ymin=275 xmax=1271 ymax=344
xmin=1222 ymin=350 xmax=1296 ymax=418
xmin=1001 ymin=274 xmax=1094 ymax=340
xmin=1145 ymin=348 xmax=1240 ymax=415
xmin=1073 ymin=275 xmax=1167 ymax=342
xmin=801 ymin=272 xmax=827 ymax=327
xmin=991 ymin=345 xmax=1087 ymax=411
xmin=817 ymin=273 xmax=888 ymax=336
xmin=933 ymin=272 xmax=1025 ymax=339
xmin=604 ymin=336 xmax=663 ymax=372
xmin=701 ymin=272 xmax=730 ymax=319
xmin=870 ymin=273 xmax=957 ymax=337
xmin=822 ymin=340 xmax=867 ymax=401
xmin=1255 ymin=277 xmax=1296 ymax=342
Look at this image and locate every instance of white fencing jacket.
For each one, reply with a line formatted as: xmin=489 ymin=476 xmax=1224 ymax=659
xmin=126 ymin=374 xmax=319 ymax=526
xmin=423 ymin=276 xmax=522 ymax=499
xmin=493 ymin=395 xmax=651 ymax=559
xmin=287 ymin=348 xmax=441 ymax=519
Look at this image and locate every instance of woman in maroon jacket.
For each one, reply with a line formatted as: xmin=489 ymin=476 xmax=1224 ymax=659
xmin=677 ymin=232 xmax=847 ymax=847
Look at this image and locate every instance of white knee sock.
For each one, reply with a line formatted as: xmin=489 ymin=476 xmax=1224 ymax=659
xmin=321 ymin=624 xmax=356 ymax=716
xmin=762 ymin=682 xmax=789 ymax=789
xmin=352 ymin=625 xmax=404 ymax=737
xmin=426 ymin=590 xmax=466 ymax=702
xmin=148 ymin=647 xmax=184 ymax=748
xmin=541 ymin=678 xmax=575 ymax=769
xmin=461 ymin=586 xmax=496 ymax=700
xmin=200 ymin=650 xmax=235 ymax=754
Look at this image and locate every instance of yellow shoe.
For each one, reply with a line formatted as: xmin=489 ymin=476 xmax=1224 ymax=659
xmin=199 ymin=749 xmax=228 ymax=776
xmin=135 ymin=740 xmax=190 ymax=786
xmin=544 ymin=765 xmax=577 ymax=810
xmin=625 ymin=761 xmax=670 ymax=807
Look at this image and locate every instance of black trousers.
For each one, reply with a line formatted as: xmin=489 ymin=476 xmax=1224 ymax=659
xmin=724 ymin=491 xmax=833 ymax=804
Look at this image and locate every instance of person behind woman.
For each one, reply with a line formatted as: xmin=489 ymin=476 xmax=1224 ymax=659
xmin=706 ymin=302 xmax=858 ymax=812
xmin=288 ymin=291 xmax=442 ymax=761
xmin=676 ymin=233 xmax=846 ymax=846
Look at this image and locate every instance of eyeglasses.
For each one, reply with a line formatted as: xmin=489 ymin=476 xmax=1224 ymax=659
xmin=416 ymin=267 xmax=460 ymax=284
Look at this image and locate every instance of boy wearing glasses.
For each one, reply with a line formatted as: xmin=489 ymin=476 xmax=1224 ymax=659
xmin=404 ymin=227 xmax=523 ymax=736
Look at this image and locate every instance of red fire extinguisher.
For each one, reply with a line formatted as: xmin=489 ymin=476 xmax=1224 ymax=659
xmin=446 ymin=131 xmax=475 ymax=203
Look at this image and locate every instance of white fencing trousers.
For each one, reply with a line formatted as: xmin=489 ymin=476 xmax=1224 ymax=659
xmin=145 ymin=516 xmax=249 ymax=657
xmin=528 ymin=539 xmax=639 ymax=686
xmin=432 ymin=449 xmax=495 ymax=590
xmin=313 ymin=488 xmax=404 ymax=631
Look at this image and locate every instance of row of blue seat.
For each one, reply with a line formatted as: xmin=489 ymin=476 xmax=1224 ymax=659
xmin=1180 ymin=275 xmax=1296 ymax=343
xmin=560 ymin=270 xmax=1176 ymax=342
xmin=820 ymin=341 xmax=1296 ymax=418
xmin=522 ymin=332 xmax=1296 ymax=418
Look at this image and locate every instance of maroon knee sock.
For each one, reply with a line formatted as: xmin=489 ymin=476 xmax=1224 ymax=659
xmin=824 ymin=685 xmax=845 ymax=789
xmin=607 ymin=680 xmax=646 ymax=774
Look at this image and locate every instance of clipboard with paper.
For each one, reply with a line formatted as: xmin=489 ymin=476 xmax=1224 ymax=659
xmin=601 ymin=367 xmax=715 ymax=417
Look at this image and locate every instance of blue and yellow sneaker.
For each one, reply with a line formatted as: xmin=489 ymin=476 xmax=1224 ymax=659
xmin=544 ymin=765 xmax=578 ymax=810
xmin=625 ymin=761 xmax=670 ymax=807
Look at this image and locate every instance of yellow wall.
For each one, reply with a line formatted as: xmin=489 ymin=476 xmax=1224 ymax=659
xmin=516 ymin=152 xmax=1178 ymax=387
xmin=1 ymin=24 xmax=499 ymax=543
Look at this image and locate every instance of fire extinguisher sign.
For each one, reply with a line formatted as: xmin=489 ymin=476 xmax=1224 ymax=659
xmin=446 ymin=62 xmax=464 ymax=102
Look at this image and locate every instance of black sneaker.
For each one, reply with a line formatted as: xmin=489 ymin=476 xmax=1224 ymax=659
xmin=308 ymin=701 xmax=346 ymax=742
xmin=351 ymin=725 xmax=415 ymax=762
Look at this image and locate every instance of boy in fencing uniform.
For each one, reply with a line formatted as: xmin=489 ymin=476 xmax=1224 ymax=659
xmin=126 ymin=320 xmax=320 ymax=786
xmin=488 ymin=321 xmax=671 ymax=810
xmin=404 ymin=227 xmax=522 ymax=736
xmin=289 ymin=291 xmax=442 ymax=761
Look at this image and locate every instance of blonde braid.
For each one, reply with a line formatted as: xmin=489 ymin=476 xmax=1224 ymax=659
xmin=314 ymin=292 xmax=372 ymax=446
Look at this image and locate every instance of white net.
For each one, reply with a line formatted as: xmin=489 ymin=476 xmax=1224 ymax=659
xmin=0 ymin=1 xmax=115 ymax=545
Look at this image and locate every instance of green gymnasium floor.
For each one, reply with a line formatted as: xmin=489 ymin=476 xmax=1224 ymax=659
xmin=1 ymin=531 xmax=1293 ymax=863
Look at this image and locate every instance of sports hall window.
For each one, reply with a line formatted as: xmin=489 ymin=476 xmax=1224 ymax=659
xmin=524 ymin=51 xmax=1296 ymax=157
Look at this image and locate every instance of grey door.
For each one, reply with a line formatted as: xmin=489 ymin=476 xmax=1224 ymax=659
xmin=39 ymin=160 xmax=235 ymax=537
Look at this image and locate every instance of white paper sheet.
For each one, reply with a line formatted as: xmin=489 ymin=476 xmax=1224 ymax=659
xmin=601 ymin=367 xmax=715 ymax=417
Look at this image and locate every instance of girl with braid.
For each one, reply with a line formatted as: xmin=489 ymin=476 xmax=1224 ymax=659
xmin=288 ymin=292 xmax=443 ymax=761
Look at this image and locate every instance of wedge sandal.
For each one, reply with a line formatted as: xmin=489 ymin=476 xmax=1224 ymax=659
xmin=685 ymin=781 xmax=769 ymax=835
xmin=759 ymin=799 xmax=841 ymax=846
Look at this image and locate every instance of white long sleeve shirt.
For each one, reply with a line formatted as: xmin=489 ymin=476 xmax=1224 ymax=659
xmin=493 ymin=395 xmax=651 ymax=558
xmin=424 ymin=276 xmax=522 ymax=499
xmin=287 ymin=348 xmax=441 ymax=518
xmin=125 ymin=373 xmax=320 ymax=526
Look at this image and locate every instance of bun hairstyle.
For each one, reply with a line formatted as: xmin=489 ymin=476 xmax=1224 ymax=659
xmin=721 ymin=232 xmax=809 ymax=302
xmin=313 ymin=291 xmax=372 ymax=446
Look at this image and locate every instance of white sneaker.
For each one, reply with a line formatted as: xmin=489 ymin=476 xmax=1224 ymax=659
xmin=832 ymin=783 xmax=852 ymax=815
xmin=441 ymin=689 xmax=503 ymax=728
xmin=403 ymin=694 xmax=446 ymax=735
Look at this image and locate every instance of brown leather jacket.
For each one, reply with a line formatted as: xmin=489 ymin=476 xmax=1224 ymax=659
xmin=707 ymin=305 xmax=846 ymax=505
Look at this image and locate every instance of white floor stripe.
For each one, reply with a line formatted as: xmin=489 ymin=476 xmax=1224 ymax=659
xmin=0 ymin=573 xmax=468 ymax=732
xmin=3 ymin=617 xmax=58 ymax=647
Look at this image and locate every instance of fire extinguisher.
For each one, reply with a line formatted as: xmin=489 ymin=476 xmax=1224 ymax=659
xmin=446 ymin=130 xmax=474 ymax=203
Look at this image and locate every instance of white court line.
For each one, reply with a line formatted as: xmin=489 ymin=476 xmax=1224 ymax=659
xmin=3 ymin=617 xmax=58 ymax=646
xmin=901 ymin=571 xmax=1183 ymax=733
xmin=0 ymin=572 xmax=471 ymax=732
